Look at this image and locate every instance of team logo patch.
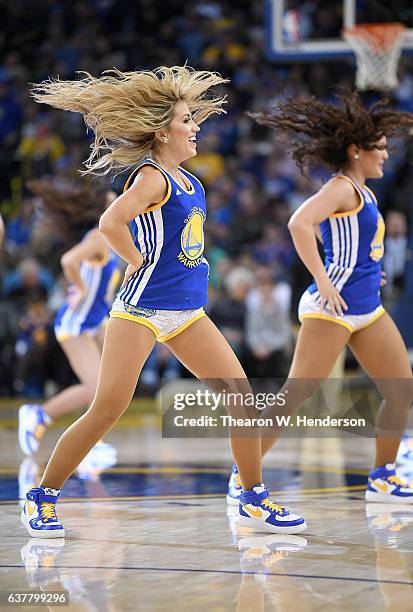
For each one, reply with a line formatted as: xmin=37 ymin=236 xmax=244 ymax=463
xmin=178 ymin=207 xmax=206 ymax=268
xmin=123 ymin=303 xmax=156 ymax=318
xmin=369 ymin=213 xmax=385 ymax=262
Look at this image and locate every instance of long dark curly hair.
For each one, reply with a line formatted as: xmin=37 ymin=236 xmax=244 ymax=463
xmin=27 ymin=176 xmax=110 ymax=246
xmin=251 ymin=90 xmax=413 ymax=173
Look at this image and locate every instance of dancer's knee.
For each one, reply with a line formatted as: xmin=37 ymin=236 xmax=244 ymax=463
xmin=87 ymin=397 xmax=129 ymax=428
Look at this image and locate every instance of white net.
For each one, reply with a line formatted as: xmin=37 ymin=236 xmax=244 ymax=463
xmin=344 ymin=24 xmax=407 ymax=91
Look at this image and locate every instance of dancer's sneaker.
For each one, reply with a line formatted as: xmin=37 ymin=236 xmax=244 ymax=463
xmin=366 ymin=463 xmax=413 ymax=503
xmin=238 ymin=484 xmax=307 ymax=534
xmin=18 ymin=404 xmax=51 ymax=455
xmin=397 ymin=436 xmax=413 ymax=466
xmin=227 ymin=464 xmax=242 ymax=506
xmin=21 ymin=487 xmax=65 ymax=538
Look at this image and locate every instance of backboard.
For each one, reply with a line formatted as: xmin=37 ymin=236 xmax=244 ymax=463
xmin=266 ymin=0 xmax=413 ymax=61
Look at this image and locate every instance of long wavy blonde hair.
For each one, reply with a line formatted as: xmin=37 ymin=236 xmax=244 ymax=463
xmin=31 ymin=66 xmax=228 ymax=175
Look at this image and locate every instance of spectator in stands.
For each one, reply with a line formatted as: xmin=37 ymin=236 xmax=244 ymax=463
xmin=286 ymin=172 xmax=316 ymax=213
xmin=13 ymin=293 xmax=54 ymax=397
xmin=18 ymin=115 xmax=65 ymax=179
xmin=209 ymin=266 xmax=254 ymax=359
xmin=228 ymin=187 xmax=264 ymax=255
xmin=0 ymin=69 xmax=22 ymax=198
xmin=252 ymin=223 xmax=294 ymax=273
xmin=383 ymin=210 xmax=408 ymax=296
xmin=5 ymin=198 xmax=35 ymax=251
xmin=245 ymin=266 xmax=292 ymax=380
xmin=185 ymin=132 xmax=225 ymax=184
xmin=262 ymin=157 xmax=295 ymax=199
xmin=3 ymin=256 xmax=54 ymax=311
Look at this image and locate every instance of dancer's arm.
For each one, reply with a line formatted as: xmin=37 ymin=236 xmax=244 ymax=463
xmin=288 ymin=178 xmax=357 ymax=315
xmin=99 ymin=166 xmax=167 ymax=270
xmin=60 ymin=230 xmax=108 ymax=291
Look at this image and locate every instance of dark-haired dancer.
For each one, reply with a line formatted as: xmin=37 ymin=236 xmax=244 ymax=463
xmin=251 ymin=91 xmax=413 ymax=504
xmin=18 ymin=179 xmax=119 ymax=466
xmin=21 ymin=66 xmax=306 ymax=538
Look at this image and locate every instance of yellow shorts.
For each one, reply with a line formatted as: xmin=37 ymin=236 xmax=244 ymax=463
xmin=298 ymin=290 xmax=385 ymax=333
xmin=109 ymin=298 xmax=205 ymax=342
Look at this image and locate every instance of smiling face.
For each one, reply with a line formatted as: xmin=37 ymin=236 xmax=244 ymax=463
xmin=348 ymin=135 xmax=389 ymax=179
xmin=158 ymin=100 xmax=200 ymax=162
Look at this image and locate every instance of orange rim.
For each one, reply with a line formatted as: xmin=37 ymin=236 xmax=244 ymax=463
xmin=344 ymin=23 xmax=407 ymax=52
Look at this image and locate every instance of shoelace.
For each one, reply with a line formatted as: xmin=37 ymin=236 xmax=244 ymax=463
xmin=40 ymin=502 xmax=57 ymax=521
xmin=388 ymin=475 xmax=407 ymax=487
xmin=261 ymin=498 xmax=286 ymax=513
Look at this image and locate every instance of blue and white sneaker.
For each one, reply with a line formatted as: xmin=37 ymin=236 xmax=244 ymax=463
xmin=397 ymin=436 xmax=413 ymax=466
xmin=21 ymin=487 xmax=65 ymax=538
xmin=227 ymin=464 xmax=242 ymax=505
xmin=238 ymin=484 xmax=307 ymax=534
xmin=18 ymin=404 xmax=51 ymax=455
xmin=366 ymin=463 xmax=413 ymax=503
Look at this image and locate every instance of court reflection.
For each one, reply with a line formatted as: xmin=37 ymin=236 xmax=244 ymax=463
xmin=366 ymin=503 xmax=413 ymax=609
xmin=20 ymin=479 xmax=126 ymax=611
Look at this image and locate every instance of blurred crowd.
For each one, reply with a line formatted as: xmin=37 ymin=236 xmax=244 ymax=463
xmin=0 ymin=0 xmax=412 ymax=398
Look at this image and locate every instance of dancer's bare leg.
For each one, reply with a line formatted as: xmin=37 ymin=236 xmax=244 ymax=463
xmin=349 ymin=313 xmax=413 ymax=467
xmin=40 ymin=318 xmax=156 ymax=488
xmin=42 ymin=334 xmax=102 ymax=418
xmin=260 ymin=319 xmax=351 ymax=457
xmin=166 ymin=316 xmax=262 ymax=490
xmin=94 ymin=324 xmax=107 ymax=352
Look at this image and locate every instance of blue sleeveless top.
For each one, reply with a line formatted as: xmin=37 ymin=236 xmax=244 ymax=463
xmin=117 ymin=159 xmax=209 ymax=310
xmin=55 ymin=244 xmax=119 ymax=334
xmin=308 ymin=175 xmax=385 ymax=315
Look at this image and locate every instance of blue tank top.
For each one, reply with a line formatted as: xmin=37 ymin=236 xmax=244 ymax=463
xmin=55 ymin=244 xmax=120 ymax=334
xmin=308 ymin=175 xmax=385 ymax=315
xmin=117 ymin=159 xmax=209 ymax=310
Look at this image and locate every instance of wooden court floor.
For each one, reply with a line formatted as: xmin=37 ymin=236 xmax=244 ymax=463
xmin=1 ymin=414 xmax=413 ymax=611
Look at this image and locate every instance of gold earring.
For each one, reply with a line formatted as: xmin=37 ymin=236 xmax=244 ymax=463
xmin=354 ymin=153 xmax=360 ymax=160
xmin=163 ymin=136 xmax=169 ymax=143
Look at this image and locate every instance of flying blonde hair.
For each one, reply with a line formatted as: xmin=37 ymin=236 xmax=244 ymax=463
xmin=31 ymin=66 xmax=228 ymax=175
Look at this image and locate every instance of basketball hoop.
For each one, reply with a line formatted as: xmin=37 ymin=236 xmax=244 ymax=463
xmin=344 ymin=23 xmax=407 ymax=91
